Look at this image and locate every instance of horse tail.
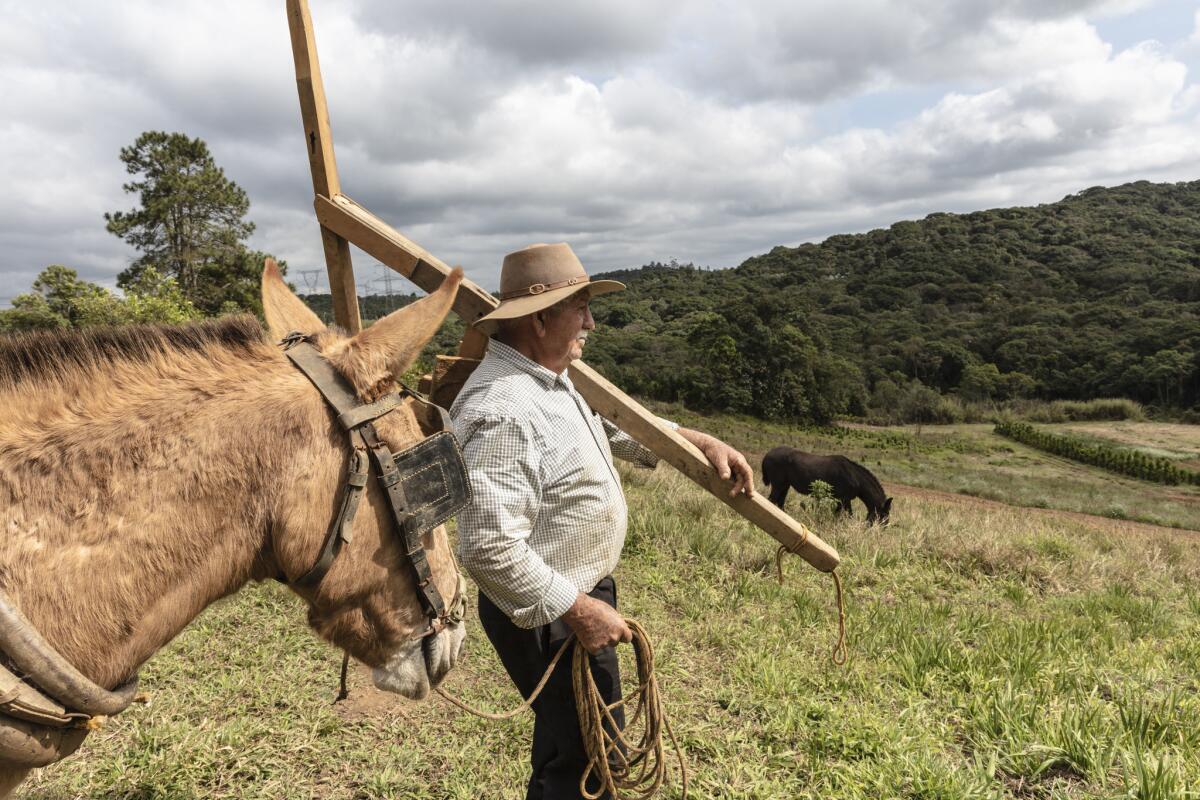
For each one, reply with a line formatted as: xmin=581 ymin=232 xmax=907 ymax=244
xmin=761 ymin=447 xmax=789 ymax=488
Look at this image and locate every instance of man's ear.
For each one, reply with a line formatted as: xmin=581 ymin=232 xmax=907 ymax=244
xmin=531 ymin=310 xmax=548 ymax=337
xmin=262 ymin=258 xmax=325 ymax=341
xmin=328 ymin=268 xmax=463 ymax=401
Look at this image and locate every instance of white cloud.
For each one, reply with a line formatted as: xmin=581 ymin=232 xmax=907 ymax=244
xmin=355 ymin=0 xmax=682 ymax=66
xmin=0 ymin=0 xmax=1197 ymax=298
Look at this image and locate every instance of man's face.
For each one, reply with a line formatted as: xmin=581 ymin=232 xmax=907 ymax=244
xmin=538 ymin=292 xmax=594 ymax=371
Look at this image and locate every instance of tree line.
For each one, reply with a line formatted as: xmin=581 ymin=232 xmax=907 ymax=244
xmin=5 ymin=132 xmax=1196 ymax=426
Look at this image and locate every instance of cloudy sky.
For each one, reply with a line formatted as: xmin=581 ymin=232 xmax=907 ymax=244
xmin=3 ymin=0 xmax=1199 ymax=302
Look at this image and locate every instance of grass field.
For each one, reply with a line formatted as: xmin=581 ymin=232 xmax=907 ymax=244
xmin=17 ymin=417 xmax=1200 ymax=799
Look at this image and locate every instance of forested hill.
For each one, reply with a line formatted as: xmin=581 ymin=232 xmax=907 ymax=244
xmin=582 ymin=179 xmax=1200 ymax=421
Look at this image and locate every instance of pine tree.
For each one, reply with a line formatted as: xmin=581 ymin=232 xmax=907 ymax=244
xmin=104 ymin=131 xmax=279 ymax=315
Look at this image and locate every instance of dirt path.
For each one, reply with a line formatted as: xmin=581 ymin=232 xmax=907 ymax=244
xmin=885 ymin=481 xmax=1199 ymax=538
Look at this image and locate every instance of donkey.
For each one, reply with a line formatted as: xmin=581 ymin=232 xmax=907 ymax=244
xmin=0 ymin=262 xmax=466 ymax=795
xmin=761 ymin=446 xmax=893 ymax=525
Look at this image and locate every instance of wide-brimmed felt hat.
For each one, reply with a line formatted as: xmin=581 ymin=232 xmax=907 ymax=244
xmin=473 ymin=242 xmax=624 ymax=335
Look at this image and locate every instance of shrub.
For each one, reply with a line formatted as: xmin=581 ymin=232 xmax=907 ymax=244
xmin=806 ymin=480 xmax=842 ymax=519
xmin=1022 ymin=398 xmax=1145 ymax=423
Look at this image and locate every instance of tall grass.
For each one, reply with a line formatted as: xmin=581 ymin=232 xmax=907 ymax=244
xmin=1023 ymin=398 xmax=1147 ymax=424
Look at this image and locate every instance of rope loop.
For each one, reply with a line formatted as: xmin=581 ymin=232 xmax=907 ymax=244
xmin=437 ymin=619 xmax=687 ymax=799
xmin=776 ymin=537 xmax=848 ymax=666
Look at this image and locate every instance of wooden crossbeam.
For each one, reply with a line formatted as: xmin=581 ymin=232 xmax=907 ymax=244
xmin=314 ymin=193 xmax=497 ymax=324
xmin=286 ymin=0 xmax=840 ymax=573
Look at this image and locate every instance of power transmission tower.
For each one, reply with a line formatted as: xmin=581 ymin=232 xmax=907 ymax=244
xmin=299 ymin=269 xmax=323 ymax=293
xmin=375 ymin=264 xmax=402 ymax=312
xmin=377 ymin=267 xmax=399 ymax=296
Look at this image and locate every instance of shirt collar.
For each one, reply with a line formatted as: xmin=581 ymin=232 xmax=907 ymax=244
xmin=487 ymin=338 xmax=568 ymax=389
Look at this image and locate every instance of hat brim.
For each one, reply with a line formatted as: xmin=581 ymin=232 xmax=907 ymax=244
xmin=473 ymin=279 xmax=624 ymax=334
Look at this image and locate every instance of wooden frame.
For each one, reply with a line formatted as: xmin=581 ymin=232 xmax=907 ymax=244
xmin=285 ymin=0 xmax=839 ymax=573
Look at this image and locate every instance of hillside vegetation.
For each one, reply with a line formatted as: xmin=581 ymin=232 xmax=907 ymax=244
xmin=581 ymin=180 xmax=1200 ymax=422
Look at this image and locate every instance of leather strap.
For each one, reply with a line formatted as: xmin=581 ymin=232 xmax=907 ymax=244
xmin=498 ymin=273 xmax=589 ymax=300
xmin=0 ymin=590 xmax=139 ymax=718
xmin=279 ymin=335 xmax=452 ymax=624
xmin=338 ymin=395 xmax=403 ymax=430
xmin=361 ymin=423 xmax=448 ymax=624
xmin=0 ymin=661 xmax=82 ymax=728
xmin=293 ymin=448 xmax=370 ymax=589
xmin=283 ymin=338 xmax=398 ymax=427
xmin=401 ymin=385 xmax=455 ymax=434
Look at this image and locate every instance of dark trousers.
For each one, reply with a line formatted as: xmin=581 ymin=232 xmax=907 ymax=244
xmin=478 ymin=576 xmax=625 ymax=800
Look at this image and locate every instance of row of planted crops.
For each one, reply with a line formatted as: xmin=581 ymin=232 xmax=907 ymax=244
xmin=994 ymin=421 xmax=1200 ymax=486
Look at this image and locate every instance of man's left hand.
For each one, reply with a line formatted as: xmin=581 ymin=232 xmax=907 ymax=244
xmin=678 ymin=428 xmax=755 ymax=497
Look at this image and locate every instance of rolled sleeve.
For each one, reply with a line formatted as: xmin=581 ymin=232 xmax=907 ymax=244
xmin=456 ymin=415 xmax=579 ymax=628
xmin=601 ymin=415 xmax=678 ymax=468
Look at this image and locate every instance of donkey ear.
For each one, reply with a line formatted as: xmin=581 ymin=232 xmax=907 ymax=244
xmin=262 ymin=258 xmax=326 ymax=341
xmin=330 ymin=267 xmax=463 ymax=401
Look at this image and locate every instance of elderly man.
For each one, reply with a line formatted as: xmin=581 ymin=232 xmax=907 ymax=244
xmin=451 ymin=242 xmax=753 ymax=800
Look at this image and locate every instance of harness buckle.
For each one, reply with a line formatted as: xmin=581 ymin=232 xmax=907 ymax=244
xmin=279 ymin=331 xmax=310 ymax=350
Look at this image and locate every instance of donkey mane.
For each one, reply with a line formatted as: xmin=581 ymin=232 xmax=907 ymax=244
xmin=0 ymin=316 xmax=267 ymax=388
xmin=847 ymin=458 xmax=885 ymax=499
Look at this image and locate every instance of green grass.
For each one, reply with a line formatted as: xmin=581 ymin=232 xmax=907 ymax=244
xmin=18 ymin=415 xmax=1200 ymax=799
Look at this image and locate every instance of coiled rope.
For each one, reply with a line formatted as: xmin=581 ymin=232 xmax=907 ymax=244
xmin=436 ymin=618 xmax=687 ymax=800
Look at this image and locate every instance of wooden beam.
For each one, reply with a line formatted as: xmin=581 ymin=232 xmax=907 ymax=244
xmin=312 ymin=192 xmax=840 ymax=573
xmin=567 ymin=362 xmax=840 ymax=572
xmin=315 ymin=193 xmax=497 ymax=325
xmin=286 ymin=0 xmax=361 ymax=333
xmin=456 ymin=329 xmax=489 ymax=360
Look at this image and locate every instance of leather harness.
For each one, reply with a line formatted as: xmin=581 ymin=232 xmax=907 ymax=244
xmin=279 ymin=332 xmax=472 ymax=635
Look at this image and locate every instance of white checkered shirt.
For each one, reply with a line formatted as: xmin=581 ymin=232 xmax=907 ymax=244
xmin=451 ymin=339 xmax=676 ymax=628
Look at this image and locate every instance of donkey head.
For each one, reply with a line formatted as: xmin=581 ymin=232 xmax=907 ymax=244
xmin=868 ymin=497 xmax=894 ymax=526
xmin=261 ymin=259 xmax=466 ymax=700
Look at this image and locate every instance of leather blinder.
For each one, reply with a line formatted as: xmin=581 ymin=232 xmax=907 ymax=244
xmin=280 ymin=338 xmax=470 ymax=629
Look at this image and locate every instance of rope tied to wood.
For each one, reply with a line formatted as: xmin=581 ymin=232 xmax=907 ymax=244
xmin=775 ymin=526 xmax=849 ymax=666
xmin=436 ymin=619 xmax=687 ymax=800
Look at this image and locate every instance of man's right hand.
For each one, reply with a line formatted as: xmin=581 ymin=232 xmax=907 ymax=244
xmin=561 ymin=592 xmax=633 ymax=654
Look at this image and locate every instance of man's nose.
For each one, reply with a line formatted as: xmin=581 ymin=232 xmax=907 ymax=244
xmin=583 ymin=306 xmax=595 ymax=330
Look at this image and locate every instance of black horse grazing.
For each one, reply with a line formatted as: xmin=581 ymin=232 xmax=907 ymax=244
xmin=761 ymin=446 xmax=893 ymax=524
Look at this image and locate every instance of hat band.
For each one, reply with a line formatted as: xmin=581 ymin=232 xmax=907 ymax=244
xmin=498 ymin=273 xmax=589 ymax=301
